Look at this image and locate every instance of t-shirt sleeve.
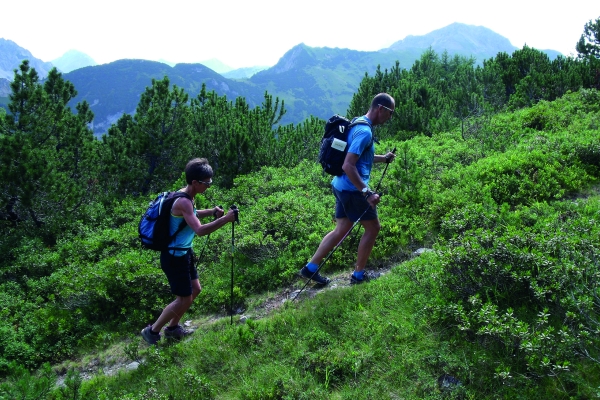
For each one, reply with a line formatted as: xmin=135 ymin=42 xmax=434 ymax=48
xmin=347 ymin=126 xmax=372 ymax=156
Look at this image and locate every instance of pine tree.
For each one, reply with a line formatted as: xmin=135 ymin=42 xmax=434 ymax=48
xmin=576 ymin=17 xmax=600 ymax=58
xmin=0 ymin=61 xmax=96 ymax=242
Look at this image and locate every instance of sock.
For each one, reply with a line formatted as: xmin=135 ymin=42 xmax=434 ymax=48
xmin=166 ymin=326 xmax=177 ymax=331
xmin=306 ymin=262 xmax=319 ymax=272
xmin=353 ymin=270 xmax=365 ymax=280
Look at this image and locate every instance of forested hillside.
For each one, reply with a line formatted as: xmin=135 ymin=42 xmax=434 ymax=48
xmin=0 ymin=17 xmax=599 ymax=398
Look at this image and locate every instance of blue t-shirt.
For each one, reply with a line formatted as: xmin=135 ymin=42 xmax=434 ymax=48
xmin=331 ymin=116 xmax=374 ymax=192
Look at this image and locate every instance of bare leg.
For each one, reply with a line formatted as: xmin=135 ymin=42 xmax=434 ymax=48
xmin=354 ymin=218 xmax=381 ymax=272
xmin=309 ymin=218 xmax=354 ymax=265
xmin=152 ymin=279 xmax=202 ymax=331
xmin=167 ymin=279 xmax=201 ymax=328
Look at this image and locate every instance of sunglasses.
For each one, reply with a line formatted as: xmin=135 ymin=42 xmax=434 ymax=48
xmin=377 ymin=104 xmax=394 ymax=115
xmin=197 ymin=179 xmax=212 ymax=188
xmin=379 ymin=104 xmax=394 ymax=115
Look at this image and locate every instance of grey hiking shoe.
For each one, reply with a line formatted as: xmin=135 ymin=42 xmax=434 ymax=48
xmin=350 ymin=270 xmax=381 ymax=284
xmin=164 ymin=325 xmax=194 ymax=340
xmin=141 ymin=325 xmax=161 ymax=345
xmin=299 ymin=266 xmax=331 ymax=285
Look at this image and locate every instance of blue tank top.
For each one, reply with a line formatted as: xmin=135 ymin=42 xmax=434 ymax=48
xmin=167 ymin=197 xmax=196 ymax=256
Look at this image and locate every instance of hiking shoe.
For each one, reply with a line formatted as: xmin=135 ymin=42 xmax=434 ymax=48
xmin=299 ymin=266 xmax=331 ymax=285
xmin=141 ymin=325 xmax=161 ymax=345
xmin=350 ymin=270 xmax=381 ymax=285
xmin=164 ymin=325 xmax=194 ymax=340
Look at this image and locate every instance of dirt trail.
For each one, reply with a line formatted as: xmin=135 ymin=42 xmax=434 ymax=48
xmin=55 ymin=252 xmax=420 ymax=383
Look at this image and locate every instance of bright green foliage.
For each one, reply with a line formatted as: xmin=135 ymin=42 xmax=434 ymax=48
xmin=429 ymin=197 xmax=600 ymax=387
xmin=0 ymin=362 xmax=54 ymax=399
xmin=3 ymin=89 xmax=600 ymax=380
xmin=349 ymin=47 xmax=596 ymax=142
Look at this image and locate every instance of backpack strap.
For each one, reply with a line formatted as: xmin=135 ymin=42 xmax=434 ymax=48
xmin=349 ymin=117 xmax=378 ymax=152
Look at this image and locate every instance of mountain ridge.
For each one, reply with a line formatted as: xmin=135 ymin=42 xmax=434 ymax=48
xmin=384 ymin=22 xmax=517 ymax=56
xmin=0 ymin=23 xmax=565 ymax=135
xmin=0 ymin=38 xmax=54 ymax=80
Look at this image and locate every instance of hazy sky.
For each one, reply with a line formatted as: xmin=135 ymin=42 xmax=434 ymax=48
xmin=1 ymin=0 xmax=597 ymax=69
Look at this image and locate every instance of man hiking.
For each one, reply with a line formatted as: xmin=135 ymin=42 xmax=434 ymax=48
xmin=141 ymin=158 xmax=238 ymax=344
xmin=300 ymin=93 xmax=396 ymax=285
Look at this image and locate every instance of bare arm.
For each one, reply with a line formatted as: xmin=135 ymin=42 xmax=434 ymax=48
xmin=374 ymin=151 xmax=396 ymax=164
xmin=173 ymin=199 xmax=236 ymax=237
xmin=195 ymin=206 xmax=225 ymax=220
xmin=342 ymin=153 xmax=380 ymax=209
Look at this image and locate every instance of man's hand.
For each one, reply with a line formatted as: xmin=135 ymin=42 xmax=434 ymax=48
xmin=384 ymin=151 xmax=396 ymax=163
xmin=366 ymin=191 xmax=381 ymax=209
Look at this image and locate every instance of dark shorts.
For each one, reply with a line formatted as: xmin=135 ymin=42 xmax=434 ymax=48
xmin=332 ymin=187 xmax=378 ymax=222
xmin=160 ymin=250 xmax=198 ymax=297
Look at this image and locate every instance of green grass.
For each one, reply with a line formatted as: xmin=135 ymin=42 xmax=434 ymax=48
xmin=42 ymin=252 xmax=597 ymax=399
xmin=2 ymin=89 xmax=600 ymax=399
xmin=80 ymin=268 xmax=462 ymax=399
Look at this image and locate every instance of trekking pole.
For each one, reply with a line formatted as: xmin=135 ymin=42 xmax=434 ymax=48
xmin=229 ymin=205 xmax=239 ymax=325
xmin=375 ymin=147 xmax=396 ymax=192
xmin=196 ymin=205 xmax=223 ymax=273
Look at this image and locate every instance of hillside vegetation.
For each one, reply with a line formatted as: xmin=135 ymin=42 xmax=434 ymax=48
xmin=0 ymin=20 xmax=599 ymax=397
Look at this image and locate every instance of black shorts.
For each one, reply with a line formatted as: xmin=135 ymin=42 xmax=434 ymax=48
xmin=333 ymin=187 xmax=378 ymax=222
xmin=160 ymin=250 xmax=198 ymax=297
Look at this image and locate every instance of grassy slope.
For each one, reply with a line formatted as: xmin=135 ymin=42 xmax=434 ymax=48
xmin=3 ymin=90 xmax=600 ymax=398
xmin=64 ymin=91 xmax=600 ymax=399
xmin=65 ymin=241 xmax=600 ymax=399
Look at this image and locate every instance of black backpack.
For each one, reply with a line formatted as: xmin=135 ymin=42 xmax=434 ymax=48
xmin=138 ymin=191 xmax=192 ymax=251
xmin=318 ymin=115 xmax=373 ymax=176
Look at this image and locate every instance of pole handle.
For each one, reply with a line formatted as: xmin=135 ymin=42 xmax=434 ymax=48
xmin=385 ymin=147 xmax=397 ymax=163
xmin=230 ymin=205 xmax=239 ymax=224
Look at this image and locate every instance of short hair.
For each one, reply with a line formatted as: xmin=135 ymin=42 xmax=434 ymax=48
xmin=370 ymin=93 xmax=395 ymax=111
xmin=185 ymin=158 xmax=213 ymax=184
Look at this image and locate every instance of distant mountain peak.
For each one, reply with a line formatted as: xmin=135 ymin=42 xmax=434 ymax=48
xmin=0 ymin=38 xmax=54 ymax=80
xmin=384 ymin=22 xmax=519 ymax=59
xmin=52 ymin=50 xmax=96 ymax=73
xmin=270 ymin=43 xmax=313 ymax=74
xmin=198 ymin=58 xmax=233 ymax=74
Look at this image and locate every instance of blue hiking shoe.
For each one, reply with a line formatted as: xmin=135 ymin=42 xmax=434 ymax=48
xmin=350 ymin=271 xmax=381 ymax=285
xmin=299 ymin=266 xmax=331 ymax=285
